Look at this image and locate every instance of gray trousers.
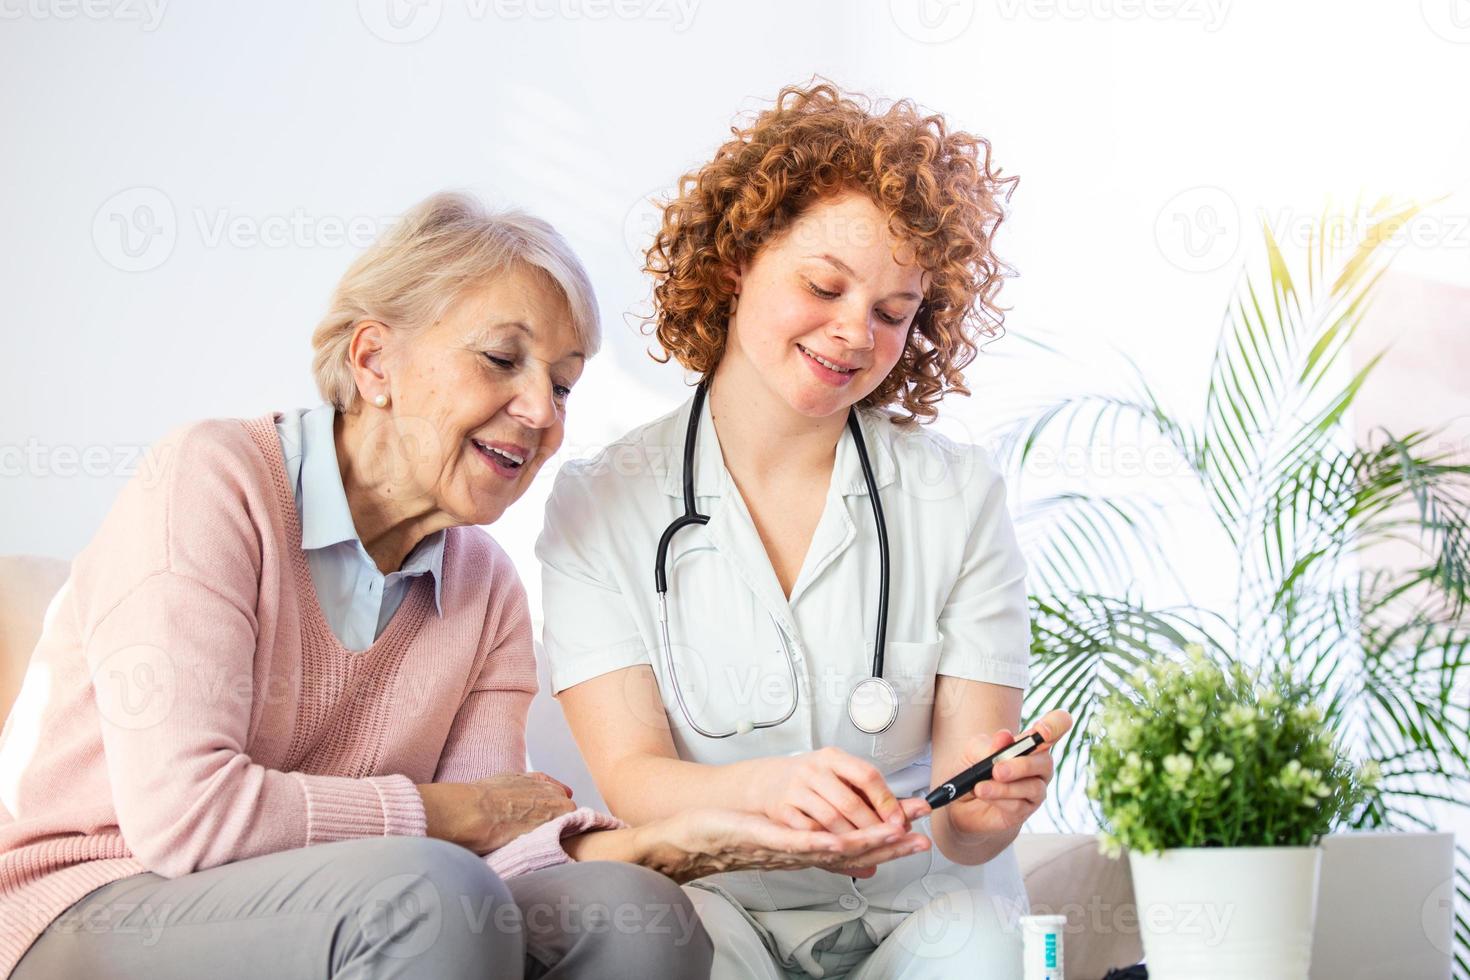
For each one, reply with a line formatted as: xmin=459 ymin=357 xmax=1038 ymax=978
xmin=11 ymin=836 xmax=713 ymax=979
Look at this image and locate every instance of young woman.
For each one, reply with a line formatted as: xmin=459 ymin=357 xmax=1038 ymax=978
xmin=536 ymin=84 xmax=1073 ymax=979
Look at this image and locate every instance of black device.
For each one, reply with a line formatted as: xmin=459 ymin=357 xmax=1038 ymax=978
xmin=924 ymin=731 xmax=1046 ymax=809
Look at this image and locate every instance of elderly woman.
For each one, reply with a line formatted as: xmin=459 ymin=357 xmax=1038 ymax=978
xmin=0 ymin=193 xmax=916 ymax=980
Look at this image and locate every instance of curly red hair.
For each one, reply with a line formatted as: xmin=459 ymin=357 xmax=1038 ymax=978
xmin=642 ymin=81 xmax=1018 ymax=423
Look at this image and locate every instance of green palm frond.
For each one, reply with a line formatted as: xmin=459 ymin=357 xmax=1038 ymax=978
xmin=1025 ymin=592 xmax=1229 ymax=830
xmin=1198 ymin=201 xmax=1421 ymax=549
xmin=1016 ymin=493 xmax=1173 ymax=598
xmin=1007 ymin=201 xmax=1470 ymax=975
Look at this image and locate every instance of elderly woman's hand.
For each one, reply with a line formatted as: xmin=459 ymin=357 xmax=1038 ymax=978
xmin=418 ymin=772 xmax=577 ymax=855
xmin=566 ymin=802 xmax=931 ymax=885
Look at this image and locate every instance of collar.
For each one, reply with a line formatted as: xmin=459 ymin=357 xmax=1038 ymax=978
xmin=656 ymin=391 xmax=898 ymax=500
xmin=294 ymin=404 xmax=446 ymax=615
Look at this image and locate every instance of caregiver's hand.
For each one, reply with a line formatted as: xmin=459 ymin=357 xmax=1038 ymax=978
xmin=942 ymin=709 xmax=1074 ymax=839
xmin=418 ymin=772 xmax=576 ymax=855
xmin=573 ymin=807 xmax=932 ymax=885
xmin=753 ymin=747 xmax=915 ymax=834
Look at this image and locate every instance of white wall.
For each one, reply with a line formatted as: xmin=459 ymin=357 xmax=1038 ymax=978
xmin=3 ymin=0 xmax=1467 ymax=831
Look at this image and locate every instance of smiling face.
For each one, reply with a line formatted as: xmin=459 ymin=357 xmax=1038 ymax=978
xmin=722 ymin=191 xmax=927 ymax=419
xmin=356 ymin=262 xmax=584 ymax=526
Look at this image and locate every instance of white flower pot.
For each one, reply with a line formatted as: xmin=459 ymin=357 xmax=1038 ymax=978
xmin=1127 ymin=845 xmax=1322 ymax=980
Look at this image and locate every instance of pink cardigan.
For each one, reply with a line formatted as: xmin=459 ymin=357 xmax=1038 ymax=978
xmin=0 ymin=415 xmax=620 ymax=975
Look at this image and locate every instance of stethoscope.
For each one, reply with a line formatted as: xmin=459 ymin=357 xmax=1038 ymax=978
xmin=654 ymin=382 xmax=898 ymax=739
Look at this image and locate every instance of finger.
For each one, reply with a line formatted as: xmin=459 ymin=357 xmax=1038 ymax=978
xmin=775 ymin=804 xmax=823 ymax=832
xmin=829 ymin=755 xmax=905 ymax=827
xmin=758 ymin=824 xmax=840 ymax=855
xmin=797 ymin=791 xmax=857 ymax=834
xmin=816 ymin=772 xmax=885 ymax=831
xmin=528 ymin=772 xmax=575 ymax=796
xmin=835 ymin=865 xmax=878 ymax=879
xmin=543 ymin=795 xmax=578 ymax=817
xmin=977 ymin=776 xmax=1048 ymax=807
xmin=992 ymin=752 xmax=1055 ymax=785
xmin=831 ymin=833 xmax=931 ymax=871
xmin=899 ymin=797 xmax=932 ymax=822
xmin=828 ymin=822 xmax=903 ymax=857
xmin=965 ymin=728 xmax=1014 ymax=764
xmin=1026 ymin=709 xmax=1074 ymax=747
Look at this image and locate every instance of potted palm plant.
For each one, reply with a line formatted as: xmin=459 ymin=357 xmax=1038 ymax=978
xmin=1000 ymin=200 xmax=1470 ymax=975
xmin=1088 ymin=645 xmax=1378 ymax=978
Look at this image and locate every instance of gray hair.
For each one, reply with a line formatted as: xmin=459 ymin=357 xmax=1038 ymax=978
xmin=311 ymin=191 xmax=600 ymax=410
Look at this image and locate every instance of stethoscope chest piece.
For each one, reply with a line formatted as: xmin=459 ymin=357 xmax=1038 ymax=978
xmin=847 ymin=676 xmax=899 ymax=735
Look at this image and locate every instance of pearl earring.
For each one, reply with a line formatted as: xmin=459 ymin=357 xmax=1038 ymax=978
xmin=373 ymin=394 xmax=389 ymax=408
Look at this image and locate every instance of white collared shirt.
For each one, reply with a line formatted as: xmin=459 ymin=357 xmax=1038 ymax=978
xmin=275 ymin=405 xmax=444 ymax=651
xmin=534 ymin=391 xmax=1033 ymax=941
xmin=537 ymin=392 xmax=1030 ymax=763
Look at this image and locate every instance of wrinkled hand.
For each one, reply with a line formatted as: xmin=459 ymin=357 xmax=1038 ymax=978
xmin=636 ymin=801 xmax=932 ymax=884
xmin=757 ymin=747 xmax=912 ymax=834
xmin=422 ymin=772 xmax=576 ymax=854
xmin=944 ymin=709 xmax=1073 ymax=838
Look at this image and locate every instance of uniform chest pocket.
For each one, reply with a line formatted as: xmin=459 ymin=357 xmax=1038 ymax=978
xmin=868 ymin=638 xmax=942 ymax=772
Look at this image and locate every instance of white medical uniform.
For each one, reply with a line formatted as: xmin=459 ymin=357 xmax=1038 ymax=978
xmin=536 ymin=393 xmax=1034 ymax=979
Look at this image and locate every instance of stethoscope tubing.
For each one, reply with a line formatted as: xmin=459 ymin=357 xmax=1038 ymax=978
xmin=653 ymin=382 xmax=892 ymax=737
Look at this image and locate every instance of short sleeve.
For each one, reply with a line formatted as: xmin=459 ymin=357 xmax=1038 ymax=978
xmin=935 ymin=450 xmax=1031 ymax=691
xmin=534 ymin=463 xmax=653 ymax=694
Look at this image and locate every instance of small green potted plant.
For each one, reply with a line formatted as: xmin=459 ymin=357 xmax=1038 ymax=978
xmin=1087 ymin=645 xmax=1380 ymax=980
